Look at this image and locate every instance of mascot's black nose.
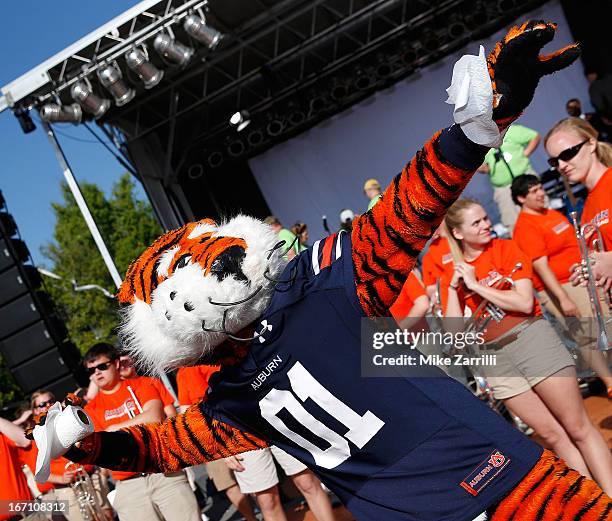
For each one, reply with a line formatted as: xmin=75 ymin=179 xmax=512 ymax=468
xmin=210 ymin=245 xmax=248 ymax=283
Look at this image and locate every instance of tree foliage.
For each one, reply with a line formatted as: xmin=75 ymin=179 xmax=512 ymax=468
xmin=41 ymin=173 xmax=161 ymax=355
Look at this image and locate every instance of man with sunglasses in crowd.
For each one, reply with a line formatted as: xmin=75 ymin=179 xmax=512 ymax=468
xmin=83 ymin=343 xmax=200 ymax=521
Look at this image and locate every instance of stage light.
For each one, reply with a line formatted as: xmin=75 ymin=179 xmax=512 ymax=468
xmin=375 ymin=55 xmax=393 ymax=80
xmin=154 ymin=33 xmax=194 ymax=67
xmin=308 ymin=93 xmax=326 ymax=115
xmin=287 ymin=103 xmax=306 ymax=126
xmin=227 ymin=139 xmax=245 ymax=157
xmin=70 ymin=80 xmax=111 ymax=119
xmin=97 ymin=64 xmax=135 ymax=106
xmin=497 ymin=0 xmax=515 ymax=12
xmin=229 ymin=110 xmax=251 ymax=132
xmin=266 ymin=116 xmax=284 ymax=137
xmin=40 ymin=103 xmax=82 ymax=124
xmin=422 ymin=29 xmax=441 ymax=53
xmin=400 ymin=43 xmax=421 ymax=66
xmin=183 ymin=14 xmax=223 ymax=49
xmin=207 ymin=149 xmax=224 ymax=168
xmin=247 ymin=129 xmax=264 ymax=147
xmin=466 ymin=5 xmax=489 ymax=28
xmin=448 ymin=15 xmax=467 ymax=39
xmin=125 ymin=47 xmax=164 ymax=89
xmin=330 ymin=79 xmax=349 ymax=102
xmin=13 ymin=107 xmax=36 ymax=134
xmin=354 ymin=68 xmax=375 ymax=91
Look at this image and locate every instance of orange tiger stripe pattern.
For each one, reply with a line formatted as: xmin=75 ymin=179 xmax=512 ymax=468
xmin=489 ymin=450 xmax=612 ymax=521
xmin=118 ymin=218 xmax=247 ymax=305
xmin=352 ymin=131 xmax=475 ymax=316
xmin=69 ymin=401 xmax=268 ymax=473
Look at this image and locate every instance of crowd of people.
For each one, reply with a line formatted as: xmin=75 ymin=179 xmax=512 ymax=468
xmin=2 ymin=85 xmax=612 ymax=521
xmin=0 ymin=344 xmax=337 ymax=521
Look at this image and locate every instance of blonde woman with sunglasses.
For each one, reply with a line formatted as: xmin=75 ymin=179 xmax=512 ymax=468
xmin=544 ymin=118 xmax=612 ymax=294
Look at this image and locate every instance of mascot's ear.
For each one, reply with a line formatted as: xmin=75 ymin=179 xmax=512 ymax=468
xmin=487 ymin=20 xmax=580 ymax=123
xmin=117 ymin=221 xmax=208 ymax=305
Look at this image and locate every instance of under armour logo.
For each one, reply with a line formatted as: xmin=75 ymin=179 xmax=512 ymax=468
xmin=258 ymin=320 xmax=273 ymax=343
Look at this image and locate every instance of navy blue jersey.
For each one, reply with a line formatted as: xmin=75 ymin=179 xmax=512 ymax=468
xmin=203 ymin=231 xmax=542 ymax=521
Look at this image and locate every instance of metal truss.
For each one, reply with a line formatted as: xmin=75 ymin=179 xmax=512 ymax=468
xmin=41 ymin=0 xmax=208 ymax=105
xmin=115 ymin=0 xmax=461 ymax=144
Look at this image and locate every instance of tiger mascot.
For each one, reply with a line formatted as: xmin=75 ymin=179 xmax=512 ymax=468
xmin=35 ymin=21 xmax=612 ymax=520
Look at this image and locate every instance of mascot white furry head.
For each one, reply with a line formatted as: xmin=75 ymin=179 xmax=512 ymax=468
xmin=118 ymin=215 xmax=287 ymax=372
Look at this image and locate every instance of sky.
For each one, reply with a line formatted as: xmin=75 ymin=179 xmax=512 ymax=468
xmin=0 ymin=0 xmax=144 ymax=267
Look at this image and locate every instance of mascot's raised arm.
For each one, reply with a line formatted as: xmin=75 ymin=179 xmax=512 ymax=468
xmin=33 ymin=21 xmax=612 ymax=521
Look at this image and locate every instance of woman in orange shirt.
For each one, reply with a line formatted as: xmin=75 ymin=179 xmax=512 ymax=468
xmin=544 ymin=117 xmax=612 ymax=298
xmin=511 ymin=174 xmax=612 ymax=394
xmin=444 ymin=198 xmax=612 ymax=494
xmin=389 ymin=270 xmax=430 ymax=330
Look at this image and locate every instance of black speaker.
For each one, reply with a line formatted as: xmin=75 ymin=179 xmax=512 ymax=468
xmin=45 ymin=374 xmax=84 ymax=400
xmin=0 ymin=292 xmax=55 ymax=339
xmin=1 ymin=320 xmax=56 ymax=367
xmin=0 ymin=212 xmax=17 ymax=237
xmin=10 ymin=347 xmax=71 ymax=393
xmin=0 ymin=238 xmax=29 ymax=272
xmin=0 ymin=265 xmax=41 ymax=307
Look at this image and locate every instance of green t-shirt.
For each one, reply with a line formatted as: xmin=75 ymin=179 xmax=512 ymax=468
xmin=367 ymin=193 xmax=382 ymax=211
xmin=484 ymin=124 xmax=538 ymax=187
xmin=277 ymin=228 xmax=306 ymax=256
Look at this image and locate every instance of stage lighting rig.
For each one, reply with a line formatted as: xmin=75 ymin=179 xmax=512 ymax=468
xmin=246 ymin=129 xmax=265 ymax=147
xmin=374 ymin=55 xmax=393 ymax=80
xmin=70 ymin=80 xmax=111 ymax=119
xmin=266 ymin=116 xmax=284 ymax=137
xmin=39 ymin=103 xmax=82 ymax=124
xmin=125 ymin=47 xmax=164 ymax=89
xmin=354 ymin=68 xmax=375 ymax=91
xmin=227 ymin=138 xmax=245 ymax=157
xmin=97 ymin=63 xmax=135 ymax=106
xmin=207 ymin=149 xmax=224 ymax=168
xmin=13 ymin=106 xmax=36 ymax=134
xmin=183 ymin=14 xmax=223 ymax=49
xmin=229 ymin=110 xmax=251 ymax=132
xmin=154 ymin=33 xmax=194 ymax=67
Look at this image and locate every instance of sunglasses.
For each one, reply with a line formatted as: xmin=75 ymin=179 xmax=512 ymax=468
xmin=547 ymin=140 xmax=588 ymax=168
xmin=86 ymin=361 xmax=113 ymax=375
xmin=34 ymin=400 xmax=54 ymax=409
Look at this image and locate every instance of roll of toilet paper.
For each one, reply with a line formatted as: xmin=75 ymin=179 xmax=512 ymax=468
xmin=55 ymin=406 xmax=94 ymax=448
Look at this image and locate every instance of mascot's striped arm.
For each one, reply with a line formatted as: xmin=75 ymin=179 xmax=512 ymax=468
xmin=489 ymin=450 xmax=611 ymax=520
xmin=66 ymin=401 xmax=267 ymax=473
xmin=352 ymin=124 xmax=486 ymax=316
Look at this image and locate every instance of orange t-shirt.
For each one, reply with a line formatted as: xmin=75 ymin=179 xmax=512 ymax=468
xmin=442 ymin=239 xmax=539 ymax=341
xmin=422 ymin=237 xmax=453 ymax=287
xmin=176 ymin=365 xmax=221 ymax=406
xmin=582 ymin=167 xmax=612 ymax=250
xmin=0 ymin=434 xmax=32 ymax=519
xmin=513 ymin=209 xmax=580 ymax=291
xmin=141 ymin=376 xmax=175 ymax=408
xmin=85 ymin=377 xmax=161 ymax=481
xmin=389 ymin=272 xmax=428 ymax=322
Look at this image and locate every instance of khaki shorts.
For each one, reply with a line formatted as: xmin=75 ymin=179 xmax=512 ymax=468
xmin=113 ymin=472 xmax=200 ymax=521
xmin=482 ymin=319 xmax=575 ymax=400
xmin=206 ymin=458 xmax=237 ymax=492
xmin=233 ymin=446 xmax=307 ymax=494
xmin=538 ymin=282 xmax=611 ymax=347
